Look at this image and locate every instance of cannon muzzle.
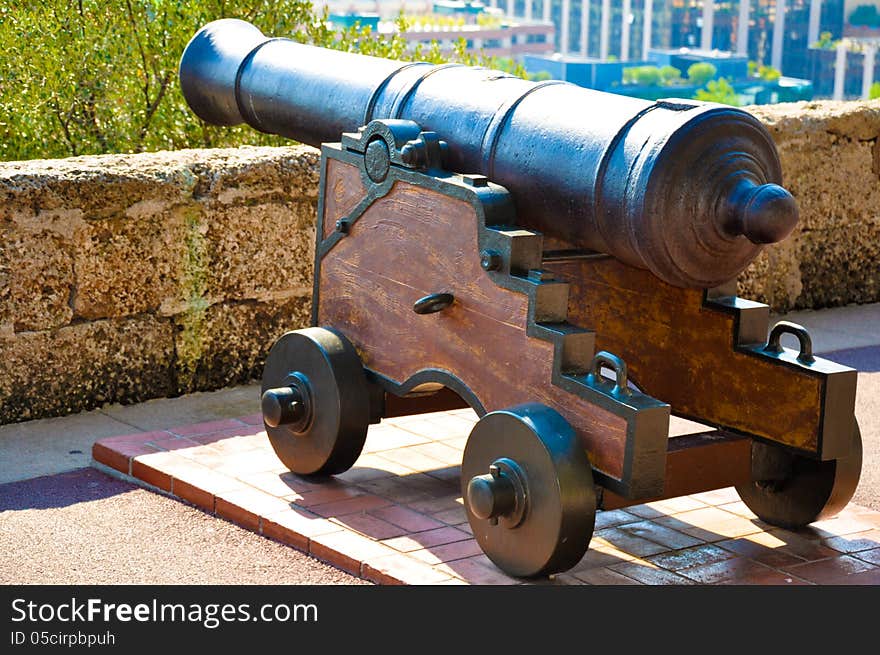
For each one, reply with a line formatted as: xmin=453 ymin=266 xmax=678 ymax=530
xmin=179 ymin=19 xmax=798 ymax=288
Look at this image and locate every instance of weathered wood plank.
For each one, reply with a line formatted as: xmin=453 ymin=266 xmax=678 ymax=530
xmin=321 ymin=158 xmax=366 ymax=239
xmin=601 ymin=431 xmax=751 ymax=510
xmin=317 ymin=178 xmax=631 ymax=481
xmin=550 ymin=257 xmax=826 ymax=454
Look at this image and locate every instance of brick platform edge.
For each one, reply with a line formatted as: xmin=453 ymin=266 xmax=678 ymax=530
xmin=92 ymin=410 xmax=880 ymax=585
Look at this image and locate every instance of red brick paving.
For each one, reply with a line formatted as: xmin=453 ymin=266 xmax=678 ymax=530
xmin=130 ymin=457 xmax=172 ymax=492
xmin=646 ymin=544 xmax=737 ymax=571
xmin=853 ymin=547 xmax=880 ymax=565
xmin=92 ymin=408 xmax=880 ymax=585
xmin=571 ymin=567 xmax=644 ymax=585
xmin=608 ymin=560 xmax=697 ymax=585
xmin=382 ymin=525 xmax=471 ymax=552
xmin=369 ymin=505 xmax=446 ymax=533
xmin=781 ymin=554 xmax=877 ymax=584
xmin=332 ymin=512 xmax=407 ymax=540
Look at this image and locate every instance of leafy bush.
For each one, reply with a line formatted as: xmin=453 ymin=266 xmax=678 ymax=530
xmin=622 ymin=66 xmax=661 ymax=86
xmin=634 ymin=66 xmax=662 ymax=86
xmin=757 ymin=65 xmax=782 ymax=82
xmin=871 ymin=82 xmax=880 ymax=100
xmin=687 ymin=62 xmax=717 ymax=86
xmin=0 ymin=1 xmax=519 ymax=161
xmin=622 ymin=64 xmax=682 ymax=87
xmin=659 ymin=65 xmax=682 ymax=85
xmin=694 ymin=78 xmax=740 ymax=106
xmin=812 ymin=31 xmax=838 ymax=49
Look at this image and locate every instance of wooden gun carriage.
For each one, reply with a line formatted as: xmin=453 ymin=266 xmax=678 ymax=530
xmin=180 ymin=20 xmax=862 ymax=577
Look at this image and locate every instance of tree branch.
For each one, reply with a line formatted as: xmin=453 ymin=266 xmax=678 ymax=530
xmin=136 ymin=71 xmax=173 ymax=150
xmin=124 ymin=0 xmax=151 ymax=110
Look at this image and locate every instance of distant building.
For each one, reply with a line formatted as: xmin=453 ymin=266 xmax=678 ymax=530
xmin=432 ymin=1 xmax=490 ymax=16
xmin=328 ymin=12 xmax=381 ymax=30
xmin=523 ymin=47 xmax=814 ymax=103
xmin=326 ymin=7 xmax=555 ymax=58
xmin=504 ymin=0 xmax=876 ymax=97
xmin=808 ymin=38 xmax=879 ymax=98
xmin=326 ymin=0 xmax=877 ymax=98
xmin=648 ymin=47 xmax=749 ymax=81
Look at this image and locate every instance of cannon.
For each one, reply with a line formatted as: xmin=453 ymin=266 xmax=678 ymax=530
xmin=180 ymin=19 xmax=862 ymax=578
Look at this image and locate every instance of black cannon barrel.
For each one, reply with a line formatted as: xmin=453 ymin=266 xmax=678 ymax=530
xmin=179 ymin=19 xmax=798 ymax=288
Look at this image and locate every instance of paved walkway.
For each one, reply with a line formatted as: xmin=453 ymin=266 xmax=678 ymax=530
xmin=89 ymin=408 xmax=880 ymax=584
xmin=1 ymin=303 xmax=878 ymax=584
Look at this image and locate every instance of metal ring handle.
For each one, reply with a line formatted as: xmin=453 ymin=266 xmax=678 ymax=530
xmin=587 ymin=351 xmax=629 ymax=396
xmin=413 ymin=292 xmax=454 ymax=315
xmin=764 ymin=321 xmax=815 ymax=364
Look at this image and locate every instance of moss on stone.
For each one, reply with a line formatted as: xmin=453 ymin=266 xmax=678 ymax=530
xmin=174 ymin=207 xmax=210 ymax=393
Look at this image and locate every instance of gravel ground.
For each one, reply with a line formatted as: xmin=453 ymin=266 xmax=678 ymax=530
xmin=0 ymin=468 xmax=367 ymax=585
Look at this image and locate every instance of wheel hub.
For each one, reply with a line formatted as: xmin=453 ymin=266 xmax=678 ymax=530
xmin=261 ymin=372 xmax=313 ymax=433
xmin=466 ymin=458 xmax=527 ymax=529
xmin=260 ymin=327 xmax=371 ymax=476
xmin=461 ymin=403 xmax=596 ymax=577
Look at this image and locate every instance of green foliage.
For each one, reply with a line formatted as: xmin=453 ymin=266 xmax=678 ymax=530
xmin=0 ymin=2 xmax=522 ymax=162
xmin=849 ymin=5 xmax=880 ymax=27
xmin=694 ymin=78 xmax=740 ymax=106
xmin=622 ymin=65 xmax=682 ymax=87
xmin=622 ymin=66 xmax=661 ymax=86
xmin=659 ymin=65 xmax=682 ymax=85
xmin=747 ymin=60 xmax=758 ymax=76
xmin=757 ymin=65 xmax=782 ymax=82
xmin=488 ymin=56 xmax=529 ymax=79
xmin=870 ymin=82 xmax=880 ymax=100
xmin=529 ymin=70 xmax=553 ymax=82
xmin=687 ymin=62 xmax=717 ymax=86
xmin=812 ymin=31 xmax=838 ymax=49
xmin=475 ymin=13 xmax=502 ymax=29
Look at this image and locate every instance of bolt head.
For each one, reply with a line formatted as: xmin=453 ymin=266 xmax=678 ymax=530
xmin=480 ymin=250 xmax=502 ymax=271
xmin=261 ymin=386 xmax=305 ymax=429
xmin=401 ymin=140 xmax=425 ymax=167
xmin=467 ymin=475 xmax=496 ymax=520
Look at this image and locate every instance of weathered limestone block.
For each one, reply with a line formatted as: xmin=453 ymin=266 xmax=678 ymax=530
xmin=0 ymin=146 xmax=319 ymax=423
xmin=0 ymin=316 xmax=175 ymax=421
xmin=201 ymin=201 xmax=316 ymax=306
xmin=1 ymin=227 xmax=74 ymax=331
xmin=740 ymin=100 xmax=880 ymax=311
xmin=73 ymin=207 xmax=190 ymax=320
xmin=736 ymin=237 xmax=803 ymax=312
xmin=174 ymin=296 xmax=312 ymax=394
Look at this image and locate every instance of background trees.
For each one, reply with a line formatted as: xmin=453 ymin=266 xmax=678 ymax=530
xmin=0 ymin=1 xmax=507 ymax=161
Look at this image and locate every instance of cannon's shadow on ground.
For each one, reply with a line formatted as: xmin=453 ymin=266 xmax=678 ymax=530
xmin=822 ymin=346 xmax=880 ymax=373
xmin=0 ymin=467 xmax=135 ymax=511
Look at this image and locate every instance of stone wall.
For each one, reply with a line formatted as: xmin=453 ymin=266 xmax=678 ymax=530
xmin=1 ymin=100 xmax=878 ymax=424
xmin=739 ymin=100 xmax=880 ymax=310
xmin=1 ymin=146 xmax=319 ymax=422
